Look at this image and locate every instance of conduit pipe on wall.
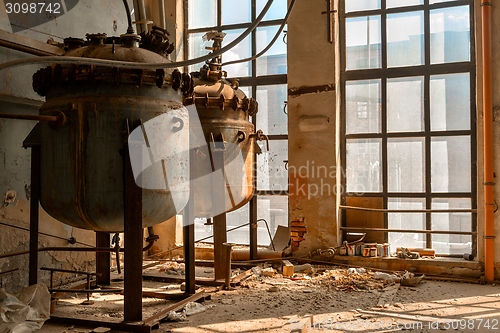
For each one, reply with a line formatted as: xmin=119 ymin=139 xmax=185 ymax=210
xmin=482 ymin=0 xmax=495 ymax=282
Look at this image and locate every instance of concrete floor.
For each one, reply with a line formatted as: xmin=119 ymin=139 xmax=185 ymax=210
xmin=36 ymin=264 xmax=500 ymax=333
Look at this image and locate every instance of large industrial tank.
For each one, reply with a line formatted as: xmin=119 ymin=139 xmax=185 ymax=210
xmin=32 ymin=29 xmax=190 ymax=232
xmin=183 ymin=32 xmax=259 ymax=218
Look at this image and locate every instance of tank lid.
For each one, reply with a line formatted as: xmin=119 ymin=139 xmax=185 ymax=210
xmin=184 ymin=32 xmax=258 ymax=116
xmin=86 ymin=33 xmax=107 ymax=45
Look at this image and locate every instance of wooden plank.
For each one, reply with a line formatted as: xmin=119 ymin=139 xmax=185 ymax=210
xmin=143 ymin=292 xmax=207 ymax=326
xmin=376 ymin=284 xmax=400 ymax=308
xmin=345 ymin=197 xmax=385 ymax=243
xmin=231 ymin=269 xmax=253 ymax=284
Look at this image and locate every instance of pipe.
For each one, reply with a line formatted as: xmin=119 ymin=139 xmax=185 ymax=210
xmin=0 ymin=247 xmax=124 ymax=260
xmin=158 ymin=0 xmax=166 ymax=29
xmin=135 ymin=0 xmax=148 ymax=33
xmin=482 ymin=0 xmax=495 ymax=282
xmin=143 ymin=226 xmax=159 ymax=252
xmin=122 ymin=0 xmax=135 ymax=34
xmin=339 ymin=205 xmax=477 ymax=214
xmin=0 ymin=39 xmax=57 ymax=56
xmin=0 ymin=0 xmax=275 ymax=72
xmin=0 ymin=112 xmax=66 ymax=125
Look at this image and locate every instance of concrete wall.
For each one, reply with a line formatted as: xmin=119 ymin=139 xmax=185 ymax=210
xmin=287 ymin=0 xmax=340 ymax=255
xmin=0 ymin=0 xmax=133 ymax=292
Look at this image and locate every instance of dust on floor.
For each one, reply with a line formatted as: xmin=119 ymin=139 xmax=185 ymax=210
xmin=38 ymin=263 xmax=500 ymax=333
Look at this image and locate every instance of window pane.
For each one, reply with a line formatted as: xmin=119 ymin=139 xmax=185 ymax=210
xmin=222 ymin=29 xmax=252 ymax=77
xmin=257 ymin=196 xmax=288 ymax=246
xmin=431 ymin=136 xmax=471 ymax=192
xmin=346 ymin=139 xmax=382 ymax=193
xmin=387 ymin=0 xmax=422 ymax=8
xmin=430 ymin=0 xmax=457 ymax=4
xmin=388 ymin=138 xmax=425 ymax=192
xmin=431 ymin=6 xmax=470 ymax=64
xmin=257 ymin=140 xmax=288 ymax=191
xmin=387 ymin=77 xmax=423 ymax=132
xmin=387 ymin=11 xmax=424 ymax=67
xmin=432 ymin=198 xmax=472 ymax=255
xmin=240 ymin=86 xmax=252 ymax=98
xmin=346 ymin=16 xmax=381 ymax=70
xmin=346 ymin=79 xmax=381 ymax=134
xmin=256 ymin=0 xmax=287 ymax=21
xmin=431 ymin=73 xmax=470 ymax=131
xmin=188 ymin=32 xmax=211 ymax=73
xmin=222 ymin=0 xmax=251 ymax=25
xmin=256 ymin=26 xmax=287 ymax=76
xmin=257 ymin=85 xmax=288 ymax=135
xmin=388 ymin=198 xmax=426 ymax=250
xmin=345 ymin=0 xmax=380 ymax=13
xmin=188 ymin=0 xmax=216 ymax=29
xmin=194 ymin=204 xmax=249 ymax=244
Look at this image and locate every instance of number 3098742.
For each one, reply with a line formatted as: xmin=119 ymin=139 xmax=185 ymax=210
xmin=5 ymin=2 xmax=61 ymax=14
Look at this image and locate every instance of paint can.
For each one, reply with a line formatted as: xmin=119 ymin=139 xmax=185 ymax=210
xmin=347 ymin=244 xmax=355 ymax=256
xmin=377 ymin=244 xmax=383 ymax=256
xmin=369 ymin=247 xmax=377 ymax=257
xmin=339 ymin=246 xmax=347 ymax=256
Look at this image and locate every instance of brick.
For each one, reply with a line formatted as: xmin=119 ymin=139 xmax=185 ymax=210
xmin=291 ymin=241 xmax=300 ymax=247
xmin=291 ymin=231 xmax=299 ymax=237
xmin=291 ymin=226 xmax=307 ymax=232
xmin=290 ymin=221 xmax=305 ymax=227
xmin=282 ymin=260 xmax=294 ymax=277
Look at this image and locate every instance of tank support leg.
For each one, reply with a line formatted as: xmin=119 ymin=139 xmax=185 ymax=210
xmin=211 ymin=136 xmax=228 ymax=281
xmin=29 ymin=144 xmax=40 ymax=286
xmin=95 ymin=232 xmax=111 ymax=285
xmin=123 ymin=137 xmax=143 ymax=322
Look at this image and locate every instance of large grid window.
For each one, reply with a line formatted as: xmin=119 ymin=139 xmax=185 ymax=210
xmin=340 ymin=0 xmax=476 ymax=256
xmin=186 ymin=0 xmax=288 ymax=246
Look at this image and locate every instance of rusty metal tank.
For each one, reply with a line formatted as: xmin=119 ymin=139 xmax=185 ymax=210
xmin=183 ymin=32 xmax=259 ymax=218
xmin=32 ymin=29 xmax=190 ymax=232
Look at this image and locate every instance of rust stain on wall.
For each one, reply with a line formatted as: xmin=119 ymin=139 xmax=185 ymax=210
xmin=288 ymin=83 xmax=335 ymax=97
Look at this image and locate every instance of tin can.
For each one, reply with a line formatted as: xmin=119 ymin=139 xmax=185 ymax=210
xmin=355 ymin=244 xmax=362 ymax=256
xmin=370 ymin=247 xmax=377 ymax=257
xmin=382 ymin=243 xmax=390 ymax=257
xmin=377 ymin=244 xmax=383 ymax=256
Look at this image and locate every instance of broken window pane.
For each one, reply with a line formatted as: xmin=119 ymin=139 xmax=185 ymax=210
xmin=222 ymin=29 xmax=252 ymax=77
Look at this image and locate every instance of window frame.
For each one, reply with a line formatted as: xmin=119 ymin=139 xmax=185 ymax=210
xmin=339 ymin=0 xmax=477 ymax=256
xmin=183 ymin=0 xmax=289 ymax=249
